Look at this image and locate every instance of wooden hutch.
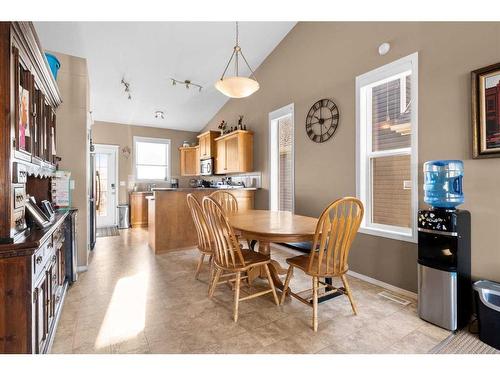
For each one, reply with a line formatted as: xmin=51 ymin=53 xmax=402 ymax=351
xmin=0 ymin=22 xmax=77 ymax=354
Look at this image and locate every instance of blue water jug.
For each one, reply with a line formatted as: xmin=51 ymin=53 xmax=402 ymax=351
xmin=423 ymin=160 xmax=464 ymax=209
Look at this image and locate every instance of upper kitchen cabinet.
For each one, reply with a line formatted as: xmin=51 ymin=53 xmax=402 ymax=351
xmin=179 ymin=146 xmax=200 ymax=176
xmin=197 ymin=130 xmax=218 ymax=160
xmin=214 ymin=130 xmax=253 ymax=174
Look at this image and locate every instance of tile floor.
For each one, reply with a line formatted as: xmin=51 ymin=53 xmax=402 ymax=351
xmin=50 ymin=228 xmax=449 ymax=354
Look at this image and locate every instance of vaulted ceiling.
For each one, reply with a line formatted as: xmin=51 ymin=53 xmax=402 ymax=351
xmin=34 ymin=22 xmax=296 ymax=132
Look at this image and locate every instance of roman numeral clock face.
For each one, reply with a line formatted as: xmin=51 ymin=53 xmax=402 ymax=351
xmin=305 ymin=99 xmax=339 ymax=143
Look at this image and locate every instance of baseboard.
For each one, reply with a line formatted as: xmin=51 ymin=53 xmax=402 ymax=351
xmin=347 ymin=270 xmax=417 ymax=300
xmin=77 ymin=265 xmax=88 ymax=273
xmin=269 ymin=242 xmax=418 ymax=300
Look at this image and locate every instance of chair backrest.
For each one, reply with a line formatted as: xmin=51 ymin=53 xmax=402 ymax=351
xmin=307 ymin=197 xmax=364 ymax=276
xmin=186 ymin=194 xmax=212 ymax=254
xmin=202 ymin=196 xmax=244 ymax=270
xmin=209 ymin=190 xmax=238 ymax=214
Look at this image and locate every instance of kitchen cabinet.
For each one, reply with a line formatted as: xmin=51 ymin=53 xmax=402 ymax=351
xmin=130 ymin=192 xmax=152 ymax=228
xmin=179 ymin=146 xmax=199 ymax=176
xmin=197 ymin=130 xmax=218 ymax=160
xmin=214 ymin=130 xmax=253 ymax=174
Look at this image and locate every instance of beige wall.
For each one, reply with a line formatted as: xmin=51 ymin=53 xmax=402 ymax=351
xmin=52 ymin=51 xmax=90 ymax=268
xmin=202 ymin=22 xmax=500 ymax=291
xmin=91 ymin=121 xmax=198 ymax=204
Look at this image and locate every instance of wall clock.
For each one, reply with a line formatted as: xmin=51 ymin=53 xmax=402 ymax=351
xmin=305 ymin=98 xmax=339 ymax=143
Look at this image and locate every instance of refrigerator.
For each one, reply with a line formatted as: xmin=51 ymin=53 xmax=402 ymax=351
xmin=89 ymin=151 xmax=97 ymax=250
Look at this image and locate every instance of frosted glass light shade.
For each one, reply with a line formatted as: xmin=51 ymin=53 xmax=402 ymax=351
xmin=215 ymin=76 xmax=260 ymax=98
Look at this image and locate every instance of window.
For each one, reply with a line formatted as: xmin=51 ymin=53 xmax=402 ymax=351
xmin=269 ymin=104 xmax=294 ymax=212
xmin=356 ymin=53 xmax=418 ymax=242
xmin=133 ymin=136 xmax=171 ymax=181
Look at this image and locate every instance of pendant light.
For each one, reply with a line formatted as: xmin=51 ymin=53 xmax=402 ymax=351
xmin=215 ymin=22 xmax=260 ymax=98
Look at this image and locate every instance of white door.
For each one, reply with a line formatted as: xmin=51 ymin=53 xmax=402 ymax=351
xmin=94 ymin=144 xmax=118 ymax=228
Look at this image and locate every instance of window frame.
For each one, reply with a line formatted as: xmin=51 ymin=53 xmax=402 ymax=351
xmin=133 ymin=136 xmax=171 ymax=182
xmin=355 ymin=52 xmax=419 ymax=243
xmin=269 ymin=103 xmax=295 ymax=213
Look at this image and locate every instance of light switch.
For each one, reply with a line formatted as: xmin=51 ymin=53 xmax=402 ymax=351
xmin=70 ymin=180 xmax=75 ymax=190
xmin=120 ymin=181 xmax=126 ymax=187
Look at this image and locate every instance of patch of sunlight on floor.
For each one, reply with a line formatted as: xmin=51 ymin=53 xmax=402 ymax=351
xmin=95 ymin=271 xmax=149 ymax=348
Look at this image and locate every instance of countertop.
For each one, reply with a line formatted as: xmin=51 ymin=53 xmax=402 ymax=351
xmin=150 ymin=187 xmax=258 ymax=192
xmin=145 ymin=187 xmax=258 ymax=200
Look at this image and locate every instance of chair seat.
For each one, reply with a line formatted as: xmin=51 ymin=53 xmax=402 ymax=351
xmin=215 ymin=249 xmax=270 ymax=271
xmin=286 ymin=254 xmax=348 ymax=276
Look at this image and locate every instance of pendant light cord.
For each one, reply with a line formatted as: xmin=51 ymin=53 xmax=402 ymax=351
xmin=219 ymin=21 xmax=257 ymax=81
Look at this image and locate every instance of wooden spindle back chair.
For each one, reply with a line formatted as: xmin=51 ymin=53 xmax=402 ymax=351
xmin=280 ymin=197 xmax=364 ymax=331
xmin=209 ymin=190 xmax=238 ymax=215
xmin=307 ymin=197 xmax=364 ymax=276
xmin=202 ymin=196 xmax=279 ymax=322
xmin=186 ymin=194 xmax=214 ymax=280
xmin=201 ymin=196 xmax=244 ymax=269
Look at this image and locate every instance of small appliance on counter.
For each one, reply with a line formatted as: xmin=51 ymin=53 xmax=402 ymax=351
xmin=197 ymin=179 xmax=212 ymax=188
xmin=170 ymin=178 xmax=179 ymax=188
xmin=418 ymin=160 xmax=471 ymax=331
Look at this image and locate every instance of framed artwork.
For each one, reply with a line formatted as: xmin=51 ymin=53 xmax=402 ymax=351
xmin=472 ymin=62 xmax=500 ymax=158
xmin=18 ymin=86 xmax=30 ymax=151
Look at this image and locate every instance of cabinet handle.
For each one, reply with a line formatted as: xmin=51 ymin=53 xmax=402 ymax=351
xmin=55 ymin=296 xmax=60 ymax=303
xmin=52 ymin=274 xmax=57 ymax=281
xmin=52 ymin=254 xmax=57 ymax=262
xmin=36 ymin=256 xmax=43 ymax=265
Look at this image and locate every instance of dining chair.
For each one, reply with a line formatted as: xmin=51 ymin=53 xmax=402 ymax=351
xmin=186 ymin=194 xmax=214 ymax=280
xmin=280 ymin=197 xmax=364 ymax=331
xmin=209 ymin=190 xmax=238 ymax=214
xmin=202 ymin=196 xmax=279 ymax=322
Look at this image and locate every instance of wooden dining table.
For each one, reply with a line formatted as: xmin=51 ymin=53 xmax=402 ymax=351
xmin=228 ymin=209 xmax=318 ymax=291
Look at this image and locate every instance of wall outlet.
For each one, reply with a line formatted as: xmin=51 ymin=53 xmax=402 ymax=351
xmin=119 ymin=181 xmax=126 ymax=187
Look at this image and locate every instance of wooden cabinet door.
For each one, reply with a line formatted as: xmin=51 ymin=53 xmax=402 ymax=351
xmin=180 ymin=148 xmax=198 ymax=176
xmin=33 ymin=274 xmax=48 ymax=354
xmin=215 ymin=140 xmax=226 ymax=174
xmin=225 ymin=136 xmax=239 ymax=173
xmin=130 ymin=194 xmax=149 ymax=227
xmin=199 ymin=136 xmax=207 ymax=159
xmin=57 ymin=245 xmax=65 ymax=287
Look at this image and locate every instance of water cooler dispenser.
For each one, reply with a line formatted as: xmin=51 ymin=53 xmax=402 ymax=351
xmin=418 ymin=160 xmax=471 ymax=331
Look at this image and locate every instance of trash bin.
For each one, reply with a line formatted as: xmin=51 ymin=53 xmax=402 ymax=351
xmin=473 ymin=280 xmax=500 ymax=350
xmin=117 ymin=204 xmax=130 ymax=229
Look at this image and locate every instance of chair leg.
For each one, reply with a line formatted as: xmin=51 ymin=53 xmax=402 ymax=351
xmin=341 ymin=274 xmax=358 ymax=315
xmin=233 ymin=271 xmax=241 ymax=322
xmin=208 ymin=268 xmax=222 ymax=298
xmin=195 ymin=253 xmax=206 ymax=280
xmin=280 ymin=266 xmax=294 ymax=305
xmin=208 ymin=255 xmax=214 ymax=286
xmin=312 ymin=276 xmax=319 ymax=332
xmin=263 ymin=264 xmax=280 ymax=306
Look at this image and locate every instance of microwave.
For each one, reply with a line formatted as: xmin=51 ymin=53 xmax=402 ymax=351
xmin=200 ymin=158 xmax=214 ymax=176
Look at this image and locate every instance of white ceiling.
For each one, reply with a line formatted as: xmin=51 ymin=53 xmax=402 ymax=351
xmin=34 ymin=22 xmax=296 ymax=132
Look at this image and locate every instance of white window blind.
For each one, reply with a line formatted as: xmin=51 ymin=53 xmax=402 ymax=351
xmin=269 ymin=104 xmax=294 ymax=212
xmin=356 ymin=53 xmax=418 ymax=243
xmin=134 ymin=136 xmax=171 ymax=181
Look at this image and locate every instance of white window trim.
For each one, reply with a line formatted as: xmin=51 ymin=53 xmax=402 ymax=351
xmin=133 ymin=136 xmax=171 ymax=182
xmin=355 ymin=52 xmax=418 ymax=243
xmin=269 ymin=103 xmax=295 ymax=213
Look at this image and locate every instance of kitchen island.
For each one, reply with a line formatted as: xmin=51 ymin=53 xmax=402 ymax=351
xmin=146 ymin=188 xmax=256 ymax=253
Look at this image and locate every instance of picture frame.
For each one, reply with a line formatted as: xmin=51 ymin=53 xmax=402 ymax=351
xmin=472 ymin=62 xmax=500 ymax=158
xmin=41 ymin=200 xmax=55 ymax=221
xmin=25 ymin=199 xmax=51 ymax=229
